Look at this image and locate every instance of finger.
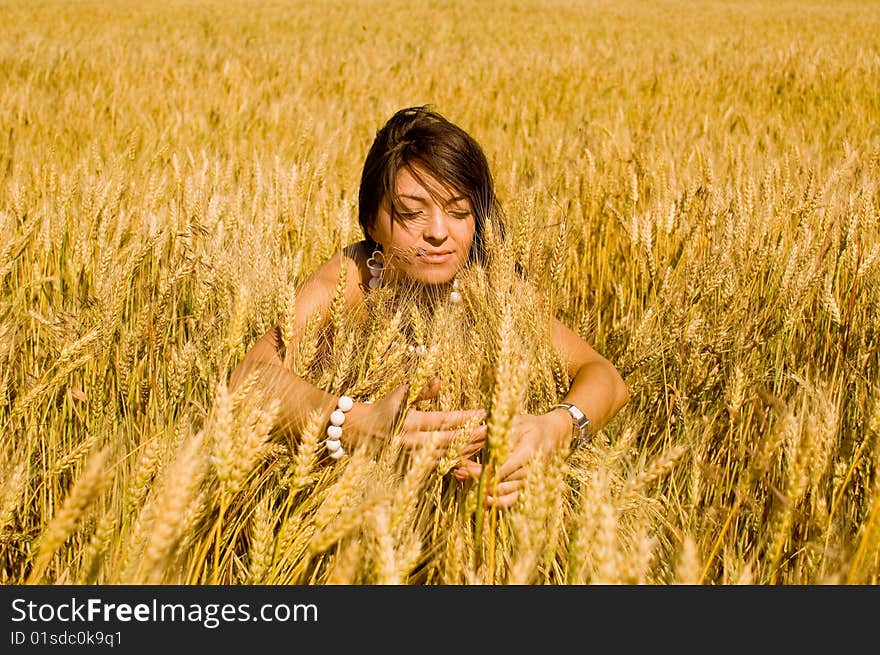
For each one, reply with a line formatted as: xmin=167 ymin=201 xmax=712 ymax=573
xmin=484 ymin=491 xmax=520 ymax=508
xmin=415 ymin=376 xmax=441 ymax=401
xmin=494 ymin=448 xmax=533 ymax=481
xmin=405 ymin=408 xmax=486 ymax=431
xmin=495 ymin=466 xmax=527 ymax=482
xmin=486 ymin=479 xmax=523 ymax=497
xmin=458 ymin=440 xmax=486 ymax=459
xmin=402 ymin=429 xmax=463 ymax=449
xmin=451 ymin=424 xmax=486 ymax=451
xmin=446 ymin=422 xmax=487 ymax=447
xmin=454 ymin=460 xmax=482 ymax=479
xmin=469 ymin=423 xmax=488 ymax=442
xmin=447 ymin=442 xmax=484 ymax=464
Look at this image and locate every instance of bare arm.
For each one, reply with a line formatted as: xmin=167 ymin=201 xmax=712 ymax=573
xmin=228 ymin=249 xmax=364 ymax=437
xmin=543 ymin=316 xmax=630 ymax=444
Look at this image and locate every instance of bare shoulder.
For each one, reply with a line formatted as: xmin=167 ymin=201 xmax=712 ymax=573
xmin=235 ymin=243 xmax=371 ymax=372
xmin=342 ymin=240 xmax=373 ymax=292
xmin=293 ymin=242 xmax=369 ymax=319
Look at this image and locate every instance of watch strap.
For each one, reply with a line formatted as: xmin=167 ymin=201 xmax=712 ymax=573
xmin=551 ymin=402 xmax=591 ymax=449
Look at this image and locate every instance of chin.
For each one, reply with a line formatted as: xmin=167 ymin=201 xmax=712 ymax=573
xmin=408 ymin=266 xmax=458 ymax=286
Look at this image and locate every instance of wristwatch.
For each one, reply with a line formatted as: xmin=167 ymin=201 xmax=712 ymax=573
xmin=551 ymin=402 xmax=591 ymax=449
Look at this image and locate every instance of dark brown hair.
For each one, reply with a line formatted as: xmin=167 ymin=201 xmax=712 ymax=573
xmin=357 ymin=105 xmax=503 ymax=265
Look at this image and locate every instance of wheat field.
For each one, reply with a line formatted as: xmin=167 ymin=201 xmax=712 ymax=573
xmin=1 ymin=0 xmax=879 ymax=585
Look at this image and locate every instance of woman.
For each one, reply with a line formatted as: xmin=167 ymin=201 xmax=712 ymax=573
xmin=229 ymin=105 xmax=629 ymax=508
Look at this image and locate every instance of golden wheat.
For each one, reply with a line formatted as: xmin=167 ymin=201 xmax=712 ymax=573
xmin=2 ymin=0 xmax=878 ymax=586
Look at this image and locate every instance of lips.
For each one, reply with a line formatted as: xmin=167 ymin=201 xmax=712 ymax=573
xmin=417 ymin=251 xmax=454 ymax=264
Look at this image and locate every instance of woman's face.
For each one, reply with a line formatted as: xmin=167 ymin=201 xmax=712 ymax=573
xmin=368 ymin=164 xmax=475 ymax=286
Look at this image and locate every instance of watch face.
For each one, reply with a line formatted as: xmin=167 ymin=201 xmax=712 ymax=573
xmin=562 ymin=404 xmax=586 ymax=425
xmin=555 ymin=403 xmax=590 ymax=448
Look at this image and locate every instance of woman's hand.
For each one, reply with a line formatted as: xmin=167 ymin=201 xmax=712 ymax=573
xmin=346 ymin=377 xmax=487 ymax=461
xmin=453 ymin=409 xmax=571 ymax=508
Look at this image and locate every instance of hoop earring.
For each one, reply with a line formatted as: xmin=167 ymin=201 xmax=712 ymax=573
xmin=367 ymin=247 xmax=385 ymax=289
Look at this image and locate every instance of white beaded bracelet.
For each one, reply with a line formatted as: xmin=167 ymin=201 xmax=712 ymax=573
xmin=325 ymin=395 xmax=353 ymax=460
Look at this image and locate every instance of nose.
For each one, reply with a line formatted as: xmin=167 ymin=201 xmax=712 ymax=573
xmin=423 ymin=208 xmax=449 ymax=242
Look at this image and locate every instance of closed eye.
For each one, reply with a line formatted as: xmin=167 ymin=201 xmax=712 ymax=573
xmin=445 ymin=196 xmax=472 ymax=218
xmin=396 ymin=209 xmax=424 ymax=220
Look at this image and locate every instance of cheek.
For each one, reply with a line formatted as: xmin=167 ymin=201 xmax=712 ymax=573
xmin=457 ymin=219 xmax=477 ymax=246
xmin=373 ymin=221 xmax=420 ymax=250
xmin=369 ymin=216 xmax=396 ymax=245
xmin=390 ymin=223 xmax=420 ymax=246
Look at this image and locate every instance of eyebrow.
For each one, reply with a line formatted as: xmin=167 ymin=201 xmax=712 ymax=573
xmin=397 ymin=194 xmax=469 ymax=205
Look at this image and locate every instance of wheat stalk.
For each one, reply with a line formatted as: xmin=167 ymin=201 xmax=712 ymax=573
xmin=28 ymin=446 xmax=111 ymax=583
